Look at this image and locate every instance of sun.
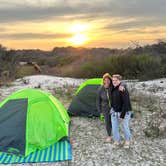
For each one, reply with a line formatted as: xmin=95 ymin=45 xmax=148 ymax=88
xmin=68 ymin=33 xmax=88 ymax=45
xmin=67 ymin=23 xmax=91 ymax=46
xmin=69 ymin=23 xmax=90 ymax=33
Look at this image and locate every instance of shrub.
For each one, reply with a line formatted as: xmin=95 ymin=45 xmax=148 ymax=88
xmin=72 ymin=54 xmax=163 ymax=80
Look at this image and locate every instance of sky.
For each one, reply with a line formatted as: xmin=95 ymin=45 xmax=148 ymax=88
xmin=0 ymin=0 xmax=166 ymax=50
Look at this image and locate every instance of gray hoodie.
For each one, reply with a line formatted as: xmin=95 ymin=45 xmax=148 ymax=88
xmin=96 ymin=85 xmax=112 ymax=114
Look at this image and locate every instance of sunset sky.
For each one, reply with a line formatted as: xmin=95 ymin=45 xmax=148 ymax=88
xmin=0 ymin=0 xmax=166 ymax=50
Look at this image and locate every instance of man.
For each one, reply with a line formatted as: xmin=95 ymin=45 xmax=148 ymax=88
xmin=111 ymin=74 xmax=131 ymax=148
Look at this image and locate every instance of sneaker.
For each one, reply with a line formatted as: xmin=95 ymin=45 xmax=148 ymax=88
xmin=112 ymin=142 xmax=120 ymax=148
xmin=104 ymin=136 xmax=112 ymax=143
xmin=123 ymin=142 xmax=130 ymax=149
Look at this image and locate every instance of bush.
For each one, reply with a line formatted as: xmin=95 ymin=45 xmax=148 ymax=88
xmin=72 ymin=54 xmax=163 ymax=80
xmin=1 ymin=42 xmax=166 ymax=80
xmin=55 ymin=55 xmax=77 ymax=66
xmin=16 ymin=66 xmax=35 ymax=78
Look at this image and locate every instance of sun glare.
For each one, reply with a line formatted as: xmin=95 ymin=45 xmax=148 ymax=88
xmin=67 ymin=23 xmax=90 ymax=46
xmin=68 ymin=33 xmax=88 ymax=45
xmin=69 ymin=23 xmax=90 ymax=33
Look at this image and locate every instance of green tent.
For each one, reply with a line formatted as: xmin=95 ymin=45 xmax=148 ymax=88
xmin=0 ymin=88 xmax=70 ymax=157
xmin=68 ymin=78 xmax=102 ymax=117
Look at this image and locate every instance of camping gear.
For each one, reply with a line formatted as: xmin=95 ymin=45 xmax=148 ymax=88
xmin=0 ymin=88 xmax=70 ymax=159
xmin=0 ymin=140 xmax=72 ymax=164
xmin=68 ymin=78 xmax=102 ymax=117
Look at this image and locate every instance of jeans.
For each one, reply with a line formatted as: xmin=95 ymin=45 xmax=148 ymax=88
xmin=111 ymin=111 xmax=131 ymax=142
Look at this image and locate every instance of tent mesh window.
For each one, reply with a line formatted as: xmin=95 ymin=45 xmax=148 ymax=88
xmin=0 ymin=99 xmax=28 ymax=156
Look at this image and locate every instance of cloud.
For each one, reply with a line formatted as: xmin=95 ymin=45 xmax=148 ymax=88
xmin=0 ymin=0 xmax=165 ymax=23
xmin=0 ymin=32 xmax=70 ymax=40
xmin=0 ymin=0 xmax=165 ymax=49
xmin=103 ymin=18 xmax=166 ymax=31
xmin=0 ymin=1 xmax=102 ymax=23
xmin=115 ymin=29 xmax=166 ymax=35
xmin=0 ymin=27 xmax=7 ymax=32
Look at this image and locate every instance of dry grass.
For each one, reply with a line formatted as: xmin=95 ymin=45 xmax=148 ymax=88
xmin=16 ymin=66 xmax=36 ymax=78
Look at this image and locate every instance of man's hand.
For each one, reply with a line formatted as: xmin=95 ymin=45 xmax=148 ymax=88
xmin=119 ymin=85 xmax=125 ymax=92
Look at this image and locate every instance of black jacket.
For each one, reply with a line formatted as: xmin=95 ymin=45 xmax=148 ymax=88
xmin=96 ymin=85 xmax=112 ymax=114
xmin=111 ymin=84 xmax=131 ymax=119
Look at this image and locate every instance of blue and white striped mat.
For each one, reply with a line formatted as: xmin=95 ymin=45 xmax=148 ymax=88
xmin=0 ymin=140 xmax=72 ymax=164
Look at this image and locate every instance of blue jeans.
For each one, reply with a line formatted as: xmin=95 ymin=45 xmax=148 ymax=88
xmin=111 ymin=111 xmax=131 ymax=142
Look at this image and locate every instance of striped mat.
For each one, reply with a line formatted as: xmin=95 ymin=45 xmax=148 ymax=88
xmin=0 ymin=140 xmax=72 ymax=164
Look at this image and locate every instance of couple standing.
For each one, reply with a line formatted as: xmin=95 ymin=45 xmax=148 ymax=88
xmin=96 ymin=73 xmax=131 ymax=148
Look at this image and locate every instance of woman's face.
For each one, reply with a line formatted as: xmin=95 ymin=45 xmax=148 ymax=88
xmin=103 ymin=78 xmax=111 ymax=88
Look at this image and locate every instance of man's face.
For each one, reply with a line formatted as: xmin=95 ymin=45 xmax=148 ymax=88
xmin=112 ymin=77 xmax=120 ymax=87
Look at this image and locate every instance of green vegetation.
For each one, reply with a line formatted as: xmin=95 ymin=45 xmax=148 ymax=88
xmin=16 ymin=66 xmax=36 ymax=78
xmin=0 ymin=41 xmax=166 ymax=81
xmin=76 ymin=54 xmax=163 ymax=80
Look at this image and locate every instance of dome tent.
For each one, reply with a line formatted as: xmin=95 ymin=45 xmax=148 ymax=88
xmin=0 ymin=88 xmax=70 ymax=157
xmin=68 ymin=78 xmax=102 ymax=117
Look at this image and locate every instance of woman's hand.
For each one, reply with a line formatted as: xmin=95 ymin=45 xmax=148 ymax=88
xmin=119 ymin=118 xmax=124 ymax=122
xmin=99 ymin=113 xmax=104 ymax=121
xmin=100 ymin=113 xmax=104 ymax=121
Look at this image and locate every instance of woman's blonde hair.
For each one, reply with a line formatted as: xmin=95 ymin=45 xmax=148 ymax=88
xmin=102 ymin=73 xmax=112 ymax=85
xmin=103 ymin=73 xmax=112 ymax=80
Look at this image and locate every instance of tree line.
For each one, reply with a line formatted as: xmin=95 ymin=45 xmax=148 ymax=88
xmin=0 ymin=41 xmax=166 ymax=81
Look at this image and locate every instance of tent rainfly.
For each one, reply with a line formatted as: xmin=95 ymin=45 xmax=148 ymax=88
xmin=0 ymin=88 xmax=70 ymax=157
xmin=68 ymin=78 xmax=102 ymax=117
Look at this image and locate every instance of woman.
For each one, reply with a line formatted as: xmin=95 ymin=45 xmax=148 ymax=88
xmin=111 ymin=74 xmax=131 ymax=148
xmin=96 ymin=73 xmax=124 ymax=142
